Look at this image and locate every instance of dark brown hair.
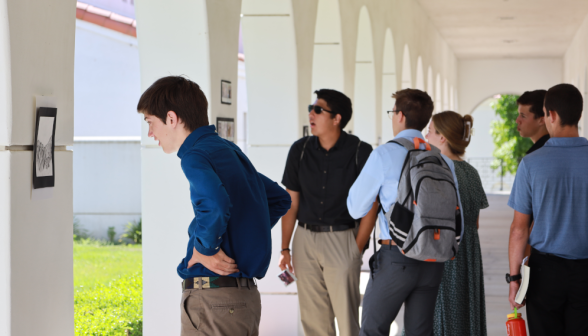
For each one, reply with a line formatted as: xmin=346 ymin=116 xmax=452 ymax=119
xmin=432 ymin=111 xmax=473 ymax=156
xmin=544 ymin=83 xmax=583 ymax=127
xmin=392 ymin=89 xmax=434 ymax=131
xmin=517 ymin=90 xmax=547 ymax=119
xmin=137 ymin=76 xmax=209 ymax=132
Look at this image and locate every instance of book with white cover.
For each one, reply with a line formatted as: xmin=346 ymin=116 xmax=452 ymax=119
xmin=515 ymin=256 xmax=530 ymax=304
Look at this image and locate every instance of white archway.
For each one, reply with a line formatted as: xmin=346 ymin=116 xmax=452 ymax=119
xmin=415 ymin=56 xmax=424 ymax=91
xmin=381 ymin=28 xmax=397 ymax=142
xmin=353 ymin=6 xmax=377 ymax=145
xmin=435 ymin=73 xmax=442 ymax=112
xmin=427 ymin=66 xmax=434 ymax=96
xmin=450 ymin=85 xmax=455 ymax=110
xmin=311 ymin=0 xmax=344 ymax=93
xmin=401 ymin=44 xmax=412 ymax=89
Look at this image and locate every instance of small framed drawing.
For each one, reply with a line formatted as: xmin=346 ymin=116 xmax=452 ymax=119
xmin=221 ymin=80 xmax=232 ymax=105
xmin=33 ymin=107 xmax=57 ymax=189
xmin=217 ymin=117 xmax=235 ymax=142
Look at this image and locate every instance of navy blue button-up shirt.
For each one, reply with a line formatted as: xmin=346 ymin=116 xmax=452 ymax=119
xmin=176 ymin=125 xmax=291 ymax=279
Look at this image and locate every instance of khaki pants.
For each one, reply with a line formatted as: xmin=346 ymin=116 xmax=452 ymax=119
xmin=180 ymin=285 xmax=261 ymax=336
xmin=293 ymin=225 xmax=362 ymax=336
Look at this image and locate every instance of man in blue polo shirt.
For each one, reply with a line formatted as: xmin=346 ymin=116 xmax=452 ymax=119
xmin=508 ymin=83 xmax=588 ymax=335
xmin=137 ymin=76 xmax=291 ymax=335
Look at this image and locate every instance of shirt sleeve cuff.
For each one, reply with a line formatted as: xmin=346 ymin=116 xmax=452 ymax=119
xmin=194 ymin=237 xmax=220 ymax=256
xmin=507 ymin=200 xmax=532 ymax=215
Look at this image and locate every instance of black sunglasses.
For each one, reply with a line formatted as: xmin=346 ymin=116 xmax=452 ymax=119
xmin=308 ymin=104 xmax=333 ymax=114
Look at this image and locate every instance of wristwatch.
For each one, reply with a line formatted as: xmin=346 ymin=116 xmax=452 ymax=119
xmin=505 ymin=273 xmax=522 ymax=283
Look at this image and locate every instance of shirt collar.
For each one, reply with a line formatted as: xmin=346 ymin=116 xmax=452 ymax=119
xmin=177 ymin=125 xmax=217 ymax=158
xmin=526 ymin=134 xmax=550 ymax=154
xmin=394 ymin=129 xmax=425 ymax=141
xmin=543 ymin=137 xmax=588 ymax=148
xmin=313 ymin=130 xmax=348 ymax=151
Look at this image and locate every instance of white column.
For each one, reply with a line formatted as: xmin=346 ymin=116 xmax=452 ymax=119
xmin=241 ymin=1 xmax=302 ymax=335
xmin=135 ymin=1 xmax=241 ymax=334
xmin=0 ymin=0 xmax=76 ymax=335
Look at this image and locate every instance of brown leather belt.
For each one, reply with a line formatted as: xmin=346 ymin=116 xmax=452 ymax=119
xmin=182 ymin=277 xmax=256 ymax=290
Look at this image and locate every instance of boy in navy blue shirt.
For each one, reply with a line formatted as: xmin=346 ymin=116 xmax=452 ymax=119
xmin=137 ymin=76 xmax=291 ymax=335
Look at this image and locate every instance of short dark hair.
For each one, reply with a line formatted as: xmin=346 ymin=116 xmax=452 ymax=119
xmin=517 ymin=90 xmax=547 ymax=119
xmin=314 ymin=89 xmax=352 ymax=129
xmin=392 ymin=89 xmax=434 ymax=131
xmin=137 ymin=76 xmax=209 ymax=132
xmin=544 ymin=84 xmax=583 ymax=127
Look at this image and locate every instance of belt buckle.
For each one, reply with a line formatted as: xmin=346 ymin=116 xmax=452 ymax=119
xmin=194 ymin=277 xmax=211 ymax=289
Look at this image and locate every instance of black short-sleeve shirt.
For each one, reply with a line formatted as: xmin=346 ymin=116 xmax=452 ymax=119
xmin=281 ymin=131 xmax=373 ymax=227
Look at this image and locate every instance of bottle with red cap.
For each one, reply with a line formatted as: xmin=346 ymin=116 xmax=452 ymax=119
xmin=506 ymin=307 xmax=527 ymax=336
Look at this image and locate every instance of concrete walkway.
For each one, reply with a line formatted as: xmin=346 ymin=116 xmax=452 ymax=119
xmin=480 ymin=194 xmax=529 ymax=336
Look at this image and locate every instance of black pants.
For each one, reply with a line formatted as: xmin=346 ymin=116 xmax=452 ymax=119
xmin=527 ymin=249 xmax=588 ymax=336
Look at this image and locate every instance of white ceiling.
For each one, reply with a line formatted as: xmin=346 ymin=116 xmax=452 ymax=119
xmin=417 ymin=0 xmax=588 ymax=59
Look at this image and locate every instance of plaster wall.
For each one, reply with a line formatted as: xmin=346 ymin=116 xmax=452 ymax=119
xmin=0 ymin=0 xmax=75 ymax=335
xmin=73 ymin=139 xmax=141 ymax=240
xmin=563 ymin=12 xmax=588 ymax=136
xmin=458 ymin=58 xmax=563 ymax=115
xmin=74 ymin=20 xmax=142 ymax=137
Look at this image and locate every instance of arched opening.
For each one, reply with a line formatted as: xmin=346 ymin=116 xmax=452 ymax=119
xmin=435 ymin=73 xmax=442 ymax=112
xmin=311 ymin=0 xmax=344 ymax=93
xmin=467 ymin=93 xmax=522 ymax=192
xmin=381 ymin=28 xmax=397 ymax=143
xmin=415 ymin=56 xmax=424 ymax=91
xmin=401 ymin=44 xmax=412 ymax=89
xmin=353 ymin=6 xmax=377 ymax=146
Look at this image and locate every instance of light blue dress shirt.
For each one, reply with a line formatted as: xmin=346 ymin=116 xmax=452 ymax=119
xmin=347 ymin=129 xmax=464 ymax=241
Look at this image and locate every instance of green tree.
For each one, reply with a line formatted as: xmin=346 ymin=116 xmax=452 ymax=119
xmin=490 ymin=94 xmax=533 ymax=175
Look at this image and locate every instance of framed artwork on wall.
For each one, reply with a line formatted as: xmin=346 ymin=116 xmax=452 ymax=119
xmin=33 ymin=107 xmax=57 ymax=189
xmin=221 ymin=80 xmax=232 ymax=105
xmin=217 ymin=117 xmax=235 ymax=142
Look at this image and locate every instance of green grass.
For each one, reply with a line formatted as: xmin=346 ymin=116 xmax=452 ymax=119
xmin=74 ymin=240 xmax=142 ymax=291
xmin=74 ymin=240 xmax=143 ymax=335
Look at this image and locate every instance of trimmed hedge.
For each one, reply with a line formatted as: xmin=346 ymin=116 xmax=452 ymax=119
xmin=75 ymin=272 xmax=142 ymax=335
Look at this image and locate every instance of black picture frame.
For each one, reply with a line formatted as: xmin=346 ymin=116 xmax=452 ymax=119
xmin=216 ymin=117 xmax=235 ymax=142
xmin=32 ymin=107 xmax=57 ymax=189
xmin=221 ymin=80 xmax=232 ymax=105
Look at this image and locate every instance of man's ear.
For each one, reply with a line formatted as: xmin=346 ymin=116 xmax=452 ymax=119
xmin=547 ymin=110 xmax=558 ymax=125
xmin=537 ymin=116 xmax=545 ymax=126
xmin=334 ymin=114 xmax=342 ymax=126
xmin=167 ymin=111 xmax=179 ymax=128
xmin=398 ymin=111 xmax=406 ymax=124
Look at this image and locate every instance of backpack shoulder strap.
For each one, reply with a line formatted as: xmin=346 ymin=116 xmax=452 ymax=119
xmin=388 ymin=137 xmax=415 ymax=150
xmin=299 ymin=136 xmax=312 ymax=162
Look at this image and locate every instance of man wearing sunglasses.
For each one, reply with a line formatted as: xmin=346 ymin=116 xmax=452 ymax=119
xmin=279 ymin=89 xmax=376 ymax=336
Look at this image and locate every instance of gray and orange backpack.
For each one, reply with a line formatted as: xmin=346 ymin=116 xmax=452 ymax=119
xmin=381 ymin=137 xmax=462 ymax=262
